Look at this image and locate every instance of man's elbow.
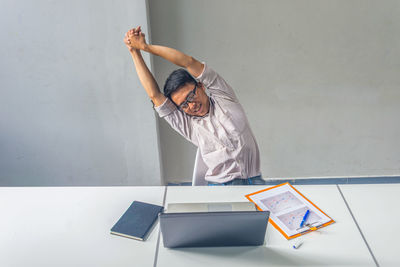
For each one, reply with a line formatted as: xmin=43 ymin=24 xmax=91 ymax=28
xmin=149 ymin=92 xmax=166 ymax=107
xmin=186 ymin=57 xmax=204 ymax=78
xmin=186 ymin=56 xmax=197 ymax=68
xmin=149 ymin=91 xmax=162 ymax=101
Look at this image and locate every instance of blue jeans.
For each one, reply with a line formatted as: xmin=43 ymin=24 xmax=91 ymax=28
xmin=208 ymin=175 xmax=266 ymax=186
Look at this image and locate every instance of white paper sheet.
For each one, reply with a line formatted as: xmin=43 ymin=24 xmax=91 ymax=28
xmin=247 ymin=183 xmax=332 ymax=237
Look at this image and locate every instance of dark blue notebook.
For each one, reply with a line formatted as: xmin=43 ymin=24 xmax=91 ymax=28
xmin=110 ymin=201 xmax=164 ymax=241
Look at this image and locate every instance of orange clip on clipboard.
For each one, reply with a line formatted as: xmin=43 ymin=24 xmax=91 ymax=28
xmin=245 ymin=182 xmax=335 ymax=240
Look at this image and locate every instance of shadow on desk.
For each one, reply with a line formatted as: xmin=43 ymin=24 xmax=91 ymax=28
xmin=162 ymin=246 xmax=361 ymax=266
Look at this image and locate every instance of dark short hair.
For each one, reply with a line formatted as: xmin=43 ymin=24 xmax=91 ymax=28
xmin=163 ymin=69 xmax=197 ymax=99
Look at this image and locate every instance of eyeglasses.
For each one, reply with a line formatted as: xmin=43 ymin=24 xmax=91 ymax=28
xmin=177 ymin=84 xmax=197 ymax=110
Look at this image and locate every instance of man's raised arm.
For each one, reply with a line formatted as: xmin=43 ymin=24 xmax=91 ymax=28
xmin=144 ymin=45 xmax=204 ymax=78
xmin=124 ymin=27 xmax=166 ymax=107
xmin=125 ymin=26 xmax=204 ymax=78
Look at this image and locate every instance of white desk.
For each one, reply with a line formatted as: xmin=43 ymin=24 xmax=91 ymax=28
xmin=1 ymin=184 xmax=387 ymax=267
xmin=157 ymin=185 xmax=375 ymax=266
xmin=0 ymin=186 xmax=165 ymax=267
xmin=339 ymin=184 xmax=400 ymax=267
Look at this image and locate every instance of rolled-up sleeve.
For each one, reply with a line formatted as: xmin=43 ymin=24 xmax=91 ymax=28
xmin=195 ymin=63 xmax=238 ymax=102
xmin=154 ymin=98 xmax=177 ymax=118
xmin=154 ymin=98 xmax=198 ymax=146
xmin=195 ymin=63 xmax=217 ymax=88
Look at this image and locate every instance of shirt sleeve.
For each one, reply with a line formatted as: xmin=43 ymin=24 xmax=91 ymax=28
xmin=195 ymin=63 xmax=238 ymax=102
xmin=154 ymin=98 xmax=198 ymax=146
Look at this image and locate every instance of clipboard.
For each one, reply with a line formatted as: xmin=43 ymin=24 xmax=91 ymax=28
xmin=245 ymin=182 xmax=335 ymax=239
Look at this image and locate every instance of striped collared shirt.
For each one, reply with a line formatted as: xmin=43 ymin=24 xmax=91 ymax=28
xmin=155 ymin=63 xmax=261 ymax=183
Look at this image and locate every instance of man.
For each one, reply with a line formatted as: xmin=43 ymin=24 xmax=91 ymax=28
xmin=124 ymin=26 xmax=265 ymax=185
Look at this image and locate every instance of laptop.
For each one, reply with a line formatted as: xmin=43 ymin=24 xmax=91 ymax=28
xmin=159 ymin=202 xmax=270 ymax=248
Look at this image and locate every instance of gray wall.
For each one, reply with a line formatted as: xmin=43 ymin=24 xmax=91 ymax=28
xmin=0 ymin=0 xmax=163 ymax=186
xmin=149 ymin=0 xmax=400 ymax=183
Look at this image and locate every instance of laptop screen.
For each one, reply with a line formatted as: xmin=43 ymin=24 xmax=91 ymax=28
xmin=160 ymin=210 xmax=269 ymax=248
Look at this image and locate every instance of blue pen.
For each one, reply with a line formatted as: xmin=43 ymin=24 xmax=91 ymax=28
xmin=300 ymin=210 xmax=310 ymax=228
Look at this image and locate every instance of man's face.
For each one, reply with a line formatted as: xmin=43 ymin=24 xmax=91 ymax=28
xmin=171 ymin=82 xmax=210 ymax=117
